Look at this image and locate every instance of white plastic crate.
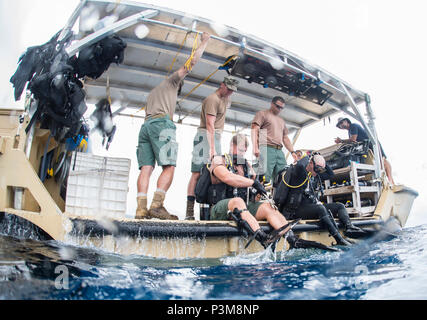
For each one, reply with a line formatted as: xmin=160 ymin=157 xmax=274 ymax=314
xmin=65 ymin=152 xmax=131 ymax=218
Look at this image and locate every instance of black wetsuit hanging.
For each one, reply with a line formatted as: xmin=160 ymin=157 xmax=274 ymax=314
xmin=69 ymin=35 xmax=127 ymax=79
xmin=10 ymin=30 xmax=127 ymax=144
xmin=10 ymin=30 xmax=65 ymax=101
xmin=90 ymin=99 xmax=117 ymax=150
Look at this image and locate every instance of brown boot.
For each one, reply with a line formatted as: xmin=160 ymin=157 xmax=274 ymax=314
xmin=135 ymin=196 xmax=149 ymax=219
xmin=185 ymin=199 xmax=195 ymax=221
xmin=149 ymin=191 xmax=178 ymax=220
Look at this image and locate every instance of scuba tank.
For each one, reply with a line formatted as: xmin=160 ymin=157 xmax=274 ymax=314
xmin=345 ymin=200 xmax=353 ymax=208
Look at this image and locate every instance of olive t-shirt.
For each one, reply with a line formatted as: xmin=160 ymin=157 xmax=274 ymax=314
xmin=145 ymin=71 xmax=181 ymax=120
xmin=199 ymin=92 xmax=230 ymax=131
xmin=252 ymin=110 xmax=289 ymax=147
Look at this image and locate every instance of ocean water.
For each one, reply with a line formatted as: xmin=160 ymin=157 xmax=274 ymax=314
xmin=0 ymin=224 xmax=426 ymax=300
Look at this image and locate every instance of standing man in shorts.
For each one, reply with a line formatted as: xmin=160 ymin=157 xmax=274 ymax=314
xmin=251 ymin=96 xmax=298 ymax=185
xmin=185 ymin=76 xmax=239 ymax=220
xmin=135 ymin=32 xmax=211 ymax=220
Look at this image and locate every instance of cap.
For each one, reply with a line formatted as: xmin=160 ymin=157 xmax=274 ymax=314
xmin=336 ymin=117 xmax=351 ymax=128
xmin=223 ymin=76 xmax=239 ymax=92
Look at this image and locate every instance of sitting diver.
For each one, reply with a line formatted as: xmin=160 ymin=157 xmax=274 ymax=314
xmin=207 ymin=134 xmax=332 ymax=250
xmin=274 ymin=153 xmax=366 ymax=246
xmin=306 ymin=153 xmax=367 ymax=239
xmin=207 ymin=134 xmax=300 ymax=248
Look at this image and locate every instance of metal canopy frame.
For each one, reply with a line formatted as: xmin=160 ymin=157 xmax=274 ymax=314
xmin=60 ymin=0 xmax=383 ymax=179
xmin=65 ymin=9 xmax=159 ymax=56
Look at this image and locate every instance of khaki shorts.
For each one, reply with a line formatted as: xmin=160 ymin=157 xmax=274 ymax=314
xmin=137 ymin=116 xmax=178 ymax=168
xmin=191 ymin=129 xmax=222 ymax=173
xmin=210 ymin=199 xmax=264 ymax=221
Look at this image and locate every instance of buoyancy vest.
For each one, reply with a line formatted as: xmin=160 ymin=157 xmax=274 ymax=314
xmin=207 ymin=154 xmax=250 ymax=205
xmin=195 ymin=163 xmax=212 ymax=204
xmin=274 ymin=157 xmax=316 ymax=214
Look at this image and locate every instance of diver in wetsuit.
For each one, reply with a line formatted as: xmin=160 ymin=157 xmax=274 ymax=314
xmin=275 ymin=153 xmax=366 ymax=246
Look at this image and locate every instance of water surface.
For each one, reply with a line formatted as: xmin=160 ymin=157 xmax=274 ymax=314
xmin=0 ymin=224 xmax=426 ymax=300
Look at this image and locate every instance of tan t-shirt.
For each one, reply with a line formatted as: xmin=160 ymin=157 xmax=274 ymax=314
xmin=145 ymin=71 xmax=181 ymax=120
xmin=252 ymin=110 xmax=289 ymax=147
xmin=199 ymin=92 xmax=230 ymax=131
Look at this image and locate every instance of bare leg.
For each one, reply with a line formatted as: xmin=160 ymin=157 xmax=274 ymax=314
xmin=187 ymin=172 xmax=200 ymax=197
xmin=383 ymin=157 xmax=395 ymax=186
xmin=157 ymin=165 xmax=175 ymax=192
xmin=137 ymin=166 xmax=154 ymax=194
xmin=255 ymin=203 xmax=290 ymax=236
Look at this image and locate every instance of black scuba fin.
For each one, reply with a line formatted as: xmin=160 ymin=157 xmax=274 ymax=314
xmin=244 ymin=219 xmax=301 ymax=250
xmin=344 ymin=226 xmax=369 ymax=239
xmin=291 ymin=238 xmax=339 ymax=252
xmin=264 ymin=218 xmax=302 ymax=248
xmin=287 ymin=230 xmax=339 ymax=252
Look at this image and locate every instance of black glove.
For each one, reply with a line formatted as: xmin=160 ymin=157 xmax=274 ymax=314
xmin=252 ymin=179 xmax=267 ymax=196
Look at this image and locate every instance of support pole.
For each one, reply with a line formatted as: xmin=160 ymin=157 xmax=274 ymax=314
xmin=58 ymin=0 xmax=88 ymax=42
xmin=340 ymin=82 xmax=382 ymax=181
xmin=365 ymin=94 xmax=383 ymax=181
xmin=340 ymin=82 xmax=375 ymax=141
xmin=285 ymin=128 xmax=301 ymax=162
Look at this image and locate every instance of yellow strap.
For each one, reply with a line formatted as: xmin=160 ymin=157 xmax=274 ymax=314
xmin=133 ymin=106 xmax=145 ymax=115
xmin=132 ymin=53 xmax=238 ymax=121
xmin=282 ymin=170 xmax=311 ymax=189
xmin=180 ymin=55 xmax=237 ymax=103
xmin=106 ymin=75 xmax=112 ymax=106
xmin=177 ymin=55 xmax=238 ymax=122
xmin=224 ymin=153 xmax=233 ymax=169
xmin=184 ymin=33 xmax=199 ymax=72
xmin=131 ymin=33 xmax=196 ymax=117
xmin=78 ymin=138 xmax=88 ymax=153
xmin=166 ymin=32 xmax=190 ymax=77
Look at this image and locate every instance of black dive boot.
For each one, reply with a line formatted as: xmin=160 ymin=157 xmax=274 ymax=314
xmin=246 ymin=219 xmax=303 ymax=250
xmin=243 ymin=227 xmax=270 ymax=249
xmin=319 ymin=209 xmax=352 ymax=246
xmin=228 ymin=209 xmax=269 ymax=249
xmin=336 ymin=207 xmax=368 ymax=239
xmin=250 ymin=229 xmax=269 ymax=249
xmin=287 ymin=230 xmax=338 ymax=252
